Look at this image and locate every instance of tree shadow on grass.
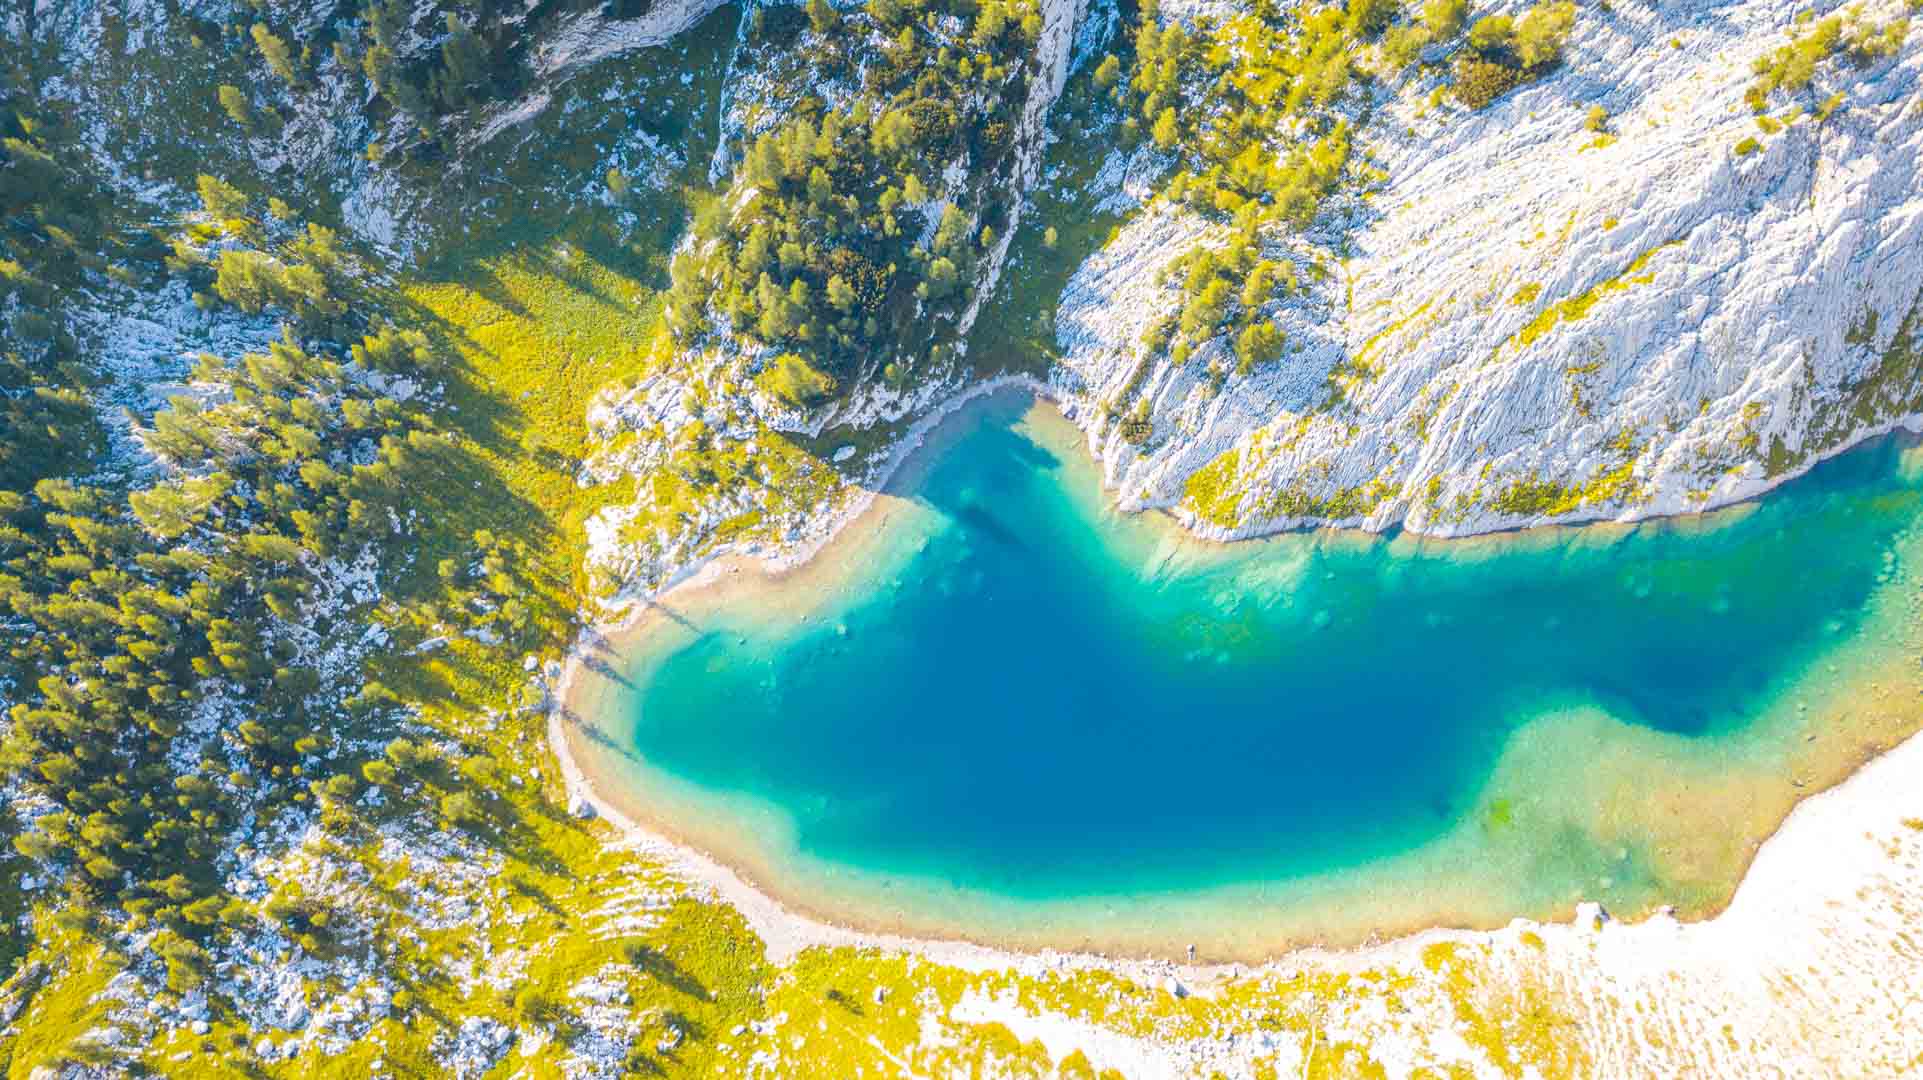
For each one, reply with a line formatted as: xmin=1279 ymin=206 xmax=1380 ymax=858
xmin=372 ymin=431 xmax=569 ymax=617
xmin=639 ymin=1010 xmax=710 ymax=1074
xmin=410 ymin=199 xmax=668 ymax=325
xmin=624 ymin=942 xmax=712 ymax=1003
xmin=824 ymin=987 xmax=866 ymax=1017
xmin=508 ymin=875 xmax=570 ymax=920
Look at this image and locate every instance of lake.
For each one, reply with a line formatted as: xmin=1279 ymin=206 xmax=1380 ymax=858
xmin=565 ymin=393 xmax=1923 ymax=958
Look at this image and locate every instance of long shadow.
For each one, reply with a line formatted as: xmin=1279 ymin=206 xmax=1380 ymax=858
xmin=950 ymin=501 xmax=1029 ymax=553
xmin=824 ymin=988 xmax=866 ymax=1017
xmin=646 ymin=1011 xmax=710 ymax=1072
xmin=625 ymin=942 xmax=711 ymax=1002
xmin=581 ymin=653 xmax=636 ymax=689
xmin=390 ymin=967 xmax=457 ymax=1033
xmin=574 ymin=217 xmax=678 ymax=290
xmin=624 ymin=1056 xmax=667 ymax=1077
xmin=389 ymin=735 xmax=581 ymax=877
xmin=509 ymin=875 xmax=570 ymax=919
xmin=555 ymin=705 xmax=647 ymax=772
xmin=440 ymin=364 xmax=533 ymax=457
xmin=353 ymin=291 xmax=529 ymax=466
xmin=521 ymin=244 xmax=632 ymax=312
xmin=459 ymin=791 xmax=574 ymax=878
xmin=447 ymin=261 xmax=535 ymax=322
xmin=642 ymin=597 xmax=700 ymax=633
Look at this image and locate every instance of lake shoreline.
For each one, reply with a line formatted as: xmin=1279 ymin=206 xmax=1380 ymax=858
xmin=551 ymin=382 xmax=1923 ymax=966
xmin=551 ymin=686 xmax=1923 ymax=985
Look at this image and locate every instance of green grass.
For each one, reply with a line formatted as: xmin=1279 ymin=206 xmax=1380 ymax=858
xmin=1 ymin=936 xmax=125 ymax=1076
xmin=400 ymin=239 xmax=668 ymax=595
xmin=349 ymin=1 xmax=743 ymax=703
xmin=1488 ymin=457 xmax=1641 ymax=518
xmin=1184 ymin=447 xmax=1248 ymax=528
xmin=1509 ymin=242 xmax=1677 ymax=353
xmin=2 ymin=12 xmax=797 ymax=1072
xmin=124 ymin=19 xmax=822 ymax=1067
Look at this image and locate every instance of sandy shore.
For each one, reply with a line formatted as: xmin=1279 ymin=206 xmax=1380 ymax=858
xmin=548 ymin=381 xmax=1923 ymax=975
xmin=549 ymin=662 xmax=1923 ymax=992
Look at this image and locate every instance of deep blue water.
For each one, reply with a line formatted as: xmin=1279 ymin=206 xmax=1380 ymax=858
xmin=614 ymin=396 xmax=1922 ymax=903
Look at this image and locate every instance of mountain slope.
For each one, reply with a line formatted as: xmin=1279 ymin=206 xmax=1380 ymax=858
xmin=1055 ymin=0 xmax=1923 ymax=539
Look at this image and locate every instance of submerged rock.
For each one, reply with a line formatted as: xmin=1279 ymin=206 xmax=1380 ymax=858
xmin=1575 ymin=901 xmax=1613 ymax=932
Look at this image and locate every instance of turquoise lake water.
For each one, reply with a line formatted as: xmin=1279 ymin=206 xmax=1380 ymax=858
xmin=585 ymin=395 xmax=1923 ymax=952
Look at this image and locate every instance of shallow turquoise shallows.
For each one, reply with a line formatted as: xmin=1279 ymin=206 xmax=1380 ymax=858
xmin=595 ymin=394 xmax=1923 ymax=945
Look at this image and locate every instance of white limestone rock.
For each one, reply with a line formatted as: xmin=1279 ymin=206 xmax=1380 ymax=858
xmin=435 ymin=1015 xmax=514 ymax=1079
xmin=1054 ymin=0 xmax=1923 ymax=540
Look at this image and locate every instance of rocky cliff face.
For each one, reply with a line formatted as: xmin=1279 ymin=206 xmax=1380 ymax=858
xmin=1056 ymin=0 xmax=1923 ymax=538
xmin=571 ymin=0 xmax=1923 ymax=613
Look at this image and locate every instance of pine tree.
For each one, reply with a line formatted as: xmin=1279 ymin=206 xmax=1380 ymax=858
xmin=827 ymin=274 xmax=856 ymax=312
xmin=439 ymin=15 xmax=490 ymax=109
xmin=217 ymin=85 xmax=252 ymax=128
xmin=252 ymin=24 xmax=298 ymax=85
xmin=925 ymin=257 xmax=959 ymax=298
xmin=1514 ymin=2 xmax=1575 ymax=68
xmin=196 ymin=174 xmax=248 ymax=220
xmin=1152 ymin=108 xmax=1180 ymax=150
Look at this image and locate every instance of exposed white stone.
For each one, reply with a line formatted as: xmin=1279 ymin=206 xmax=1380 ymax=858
xmin=435 ymin=1016 xmax=514 ymax=1079
xmin=533 ymin=0 xmax=733 ymax=78
xmin=1055 ymin=0 xmax=1923 ymax=540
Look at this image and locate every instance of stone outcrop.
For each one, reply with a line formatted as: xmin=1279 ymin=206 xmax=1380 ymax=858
xmin=1055 ymin=0 xmax=1923 ymax=538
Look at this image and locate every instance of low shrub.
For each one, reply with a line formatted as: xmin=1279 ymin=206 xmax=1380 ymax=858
xmin=1451 ymin=1 xmax=1575 ymax=109
xmin=1454 ymin=55 xmax=1529 ymax=108
xmin=755 ymin=352 xmax=837 ymax=409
